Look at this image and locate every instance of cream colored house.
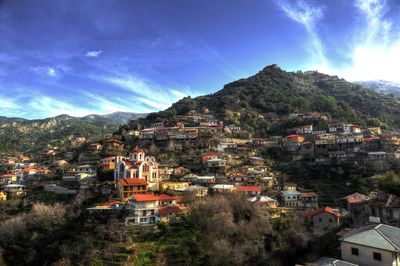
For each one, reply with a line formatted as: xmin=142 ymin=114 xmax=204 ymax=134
xmin=340 ymin=224 xmax=400 ymax=266
xmin=161 ymin=182 xmax=190 ymax=191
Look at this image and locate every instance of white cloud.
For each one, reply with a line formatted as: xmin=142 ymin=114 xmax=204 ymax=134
xmin=0 ymin=95 xmax=19 ymax=110
xmin=31 ymin=66 xmax=58 ymax=78
xmin=30 ymin=65 xmax=70 ymax=78
xmin=170 ymin=89 xmax=188 ymax=99
xmin=0 ymin=91 xmax=92 ymax=118
xmin=27 ymin=96 xmax=93 ymax=117
xmin=277 ymin=0 xmax=400 ymax=83
xmin=277 ymin=0 xmax=327 ymax=66
xmin=47 ymin=67 xmax=57 ymax=77
xmin=83 ymin=92 xmax=154 ymax=114
xmin=356 ymin=0 xmax=391 ymax=44
xmin=100 ymin=75 xmax=192 ymax=110
xmin=85 ymin=50 xmax=103 ymax=57
xmin=0 ymin=86 xmax=140 ymax=119
xmin=339 ymin=0 xmax=400 ymax=82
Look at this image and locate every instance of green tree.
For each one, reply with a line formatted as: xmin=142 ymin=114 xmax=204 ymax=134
xmin=377 ymin=171 xmax=400 ymax=195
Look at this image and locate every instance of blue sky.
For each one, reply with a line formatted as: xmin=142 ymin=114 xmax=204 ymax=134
xmin=1 ymin=0 xmax=400 ymax=119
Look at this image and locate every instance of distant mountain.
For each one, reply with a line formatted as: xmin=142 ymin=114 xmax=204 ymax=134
xmin=356 ymin=80 xmax=400 ymax=96
xmin=100 ymin=112 xmax=148 ymax=124
xmin=0 ymin=112 xmax=148 ymax=154
xmin=0 ymin=116 xmax=28 ymax=124
xmin=136 ymin=64 xmax=400 ymax=135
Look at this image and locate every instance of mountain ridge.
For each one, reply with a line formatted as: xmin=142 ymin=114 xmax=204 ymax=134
xmin=135 ymin=64 xmax=400 ymax=135
xmin=356 ymin=80 xmax=400 ymax=96
xmin=0 ymin=112 xmax=148 ymax=154
xmin=0 ymin=111 xmax=149 ymax=125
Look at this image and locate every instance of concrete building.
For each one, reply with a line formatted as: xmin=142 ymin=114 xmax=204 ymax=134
xmin=340 ymin=224 xmax=400 ymax=266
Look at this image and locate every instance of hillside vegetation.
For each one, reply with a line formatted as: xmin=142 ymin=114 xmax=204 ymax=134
xmin=139 ymin=65 xmax=400 ymax=134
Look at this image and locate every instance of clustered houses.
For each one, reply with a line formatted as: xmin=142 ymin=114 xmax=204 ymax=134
xmin=137 ymin=118 xmax=224 ymax=142
xmin=0 ymin=161 xmax=50 ymax=185
xmin=274 ymin=122 xmax=400 ymax=166
xmin=3 ymin=107 xmax=400 ymax=265
xmin=131 ymin=113 xmax=248 ymax=151
xmin=343 ymin=191 xmax=400 ymax=226
xmin=0 ymin=157 xmax=51 ymax=200
xmin=81 ymin=140 xmax=324 ymax=226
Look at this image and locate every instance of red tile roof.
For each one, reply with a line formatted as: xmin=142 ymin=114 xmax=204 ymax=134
xmin=98 ymin=200 xmax=122 ymax=207
xmin=119 ymin=178 xmax=147 ymax=186
xmin=22 ymin=167 xmax=37 ymax=172
xmin=159 ymin=205 xmax=182 ymax=215
xmin=0 ymin=174 xmax=14 ymax=178
xmin=285 ymin=134 xmax=302 ymax=138
xmin=308 ymin=207 xmax=340 ymax=218
xmin=133 ymin=193 xmax=176 ymax=202
xmin=131 ymin=146 xmax=144 ymax=153
xmin=344 ymin=192 xmax=369 ymax=204
xmin=104 ymin=139 xmax=123 ymax=144
xmin=239 ymin=186 xmax=261 ymax=192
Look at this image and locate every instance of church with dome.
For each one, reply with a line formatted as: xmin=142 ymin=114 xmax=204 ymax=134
xmin=114 ymin=146 xmax=160 ymax=190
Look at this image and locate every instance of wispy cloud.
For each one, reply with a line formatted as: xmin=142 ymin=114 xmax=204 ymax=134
xmin=30 ymin=65 xmax=71 ymax=78
xmin=277 ymin=0 xmax=326 ymax=66
xmin=31 ymin=66 xmax=58 ymax=77
xmin=0 ymin=92 xmax=92 ymax=118
xmin=0 ymin=85 xmax=150 ymax=119
xmin=277 ymin=0 xmax=400 ymax=82
xmin=99 ymin=74 xmax=192 ymax=110
xmin=356 ymin=0 xmax=391 ymax=44
xmin=85 ymin=50 xmax=103 ymax=57
xmin=83 ymin=92 xmax=154 ymax=114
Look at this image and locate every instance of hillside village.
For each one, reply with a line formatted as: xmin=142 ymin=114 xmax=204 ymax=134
xmin=2 ymin=107 xmax=400 ymax=265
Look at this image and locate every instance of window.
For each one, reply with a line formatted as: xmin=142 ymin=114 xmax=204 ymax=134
xmin=373 ymin=252 xmax=382 ymax=261
xmin=318 ymin=218 xmax=322 ymax=222
xmin=351 ymin=247 xmax=359 ymax=256
xmin=329 ymin=218 xmax=332 ymax=223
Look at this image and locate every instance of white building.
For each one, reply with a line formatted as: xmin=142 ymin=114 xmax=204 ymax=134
xmin=340 ymin=224 xmax=400 ymax=266
xmin=281 ymin=190 xmax=301 ymax=207
xmin=296 ymin=124 xmax=313 ymax=135
xmin=114 ymin=147 xmax=160 ymax=191
xmin=125 ymin=193 xmax=176 ymax=225
xmin=329 ymin=124 xmax=352 ymax=133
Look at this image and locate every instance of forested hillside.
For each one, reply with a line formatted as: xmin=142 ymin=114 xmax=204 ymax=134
xmin=138 ymin=65 xmax=400 ymax=134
